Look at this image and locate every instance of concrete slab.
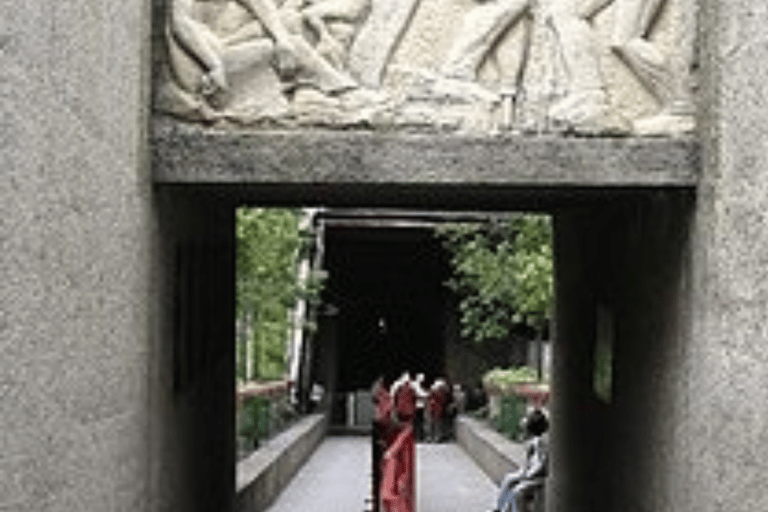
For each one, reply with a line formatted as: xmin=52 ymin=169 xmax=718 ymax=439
xmin=455 ymin=415 xmax=526 ymax=485
xmin=264 ymin=437 xmax=372 ymax=512
xmin=417 ymin=443 xmax=498 ymax=512
xmin=152 ymin=118 xmax=699 ymax=188
xmin=262 ymin=436 xmax=499 ymax=512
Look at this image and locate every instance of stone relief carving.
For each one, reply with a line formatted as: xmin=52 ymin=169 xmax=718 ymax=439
xmin=156 ymin=0 xmax=385 ymax=125
xmin=545 ymin=0 xmax=622 ymax=133
xmin=155 ymin=0 xmax=696 ymax=136
xmin=607 ymin=0 xmax=694 ymax=134
xmin=349 ymin=0 xmax=424 ymax=87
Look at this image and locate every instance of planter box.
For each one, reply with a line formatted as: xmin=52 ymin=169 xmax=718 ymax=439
xmin=511 ymin=383 xmax=550 ymax=409
xmin=485 ymin=383 xmax=549 ymax=409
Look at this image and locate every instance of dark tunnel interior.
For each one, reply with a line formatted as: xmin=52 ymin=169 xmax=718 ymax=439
xmin=321 ymin=224 xmax=452 ymax=392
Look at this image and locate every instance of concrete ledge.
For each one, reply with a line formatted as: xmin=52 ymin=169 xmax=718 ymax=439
xmin=236 ymin=413 xmax=328 ymax=512
xmin=455 ymin=415 xmax=527 ymax=485
xmin=152 ymin=118 xmax=699 ymax=188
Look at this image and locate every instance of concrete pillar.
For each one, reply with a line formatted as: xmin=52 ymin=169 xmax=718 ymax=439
xmin=151 ymin=189 xmax=236 ymax=512
xmin=1 ymin=0 xmax=155 ymax=510
xmin=549 ymin=207 xmax=606 ymax=512
xmin=550 ymin=192 xmax=694 ymax=512
xmin=313 ymin=309 xmax=339 ymax=412
xmin=685 ymin=1 xmax=768 ymax=510
xmin=606 ymin=192 xmax=694 ymax=512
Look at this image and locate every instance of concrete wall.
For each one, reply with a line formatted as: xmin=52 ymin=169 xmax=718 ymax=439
xmin=607 ymin=193 xmax=694 ymax=512
xmin=2 ymin=3 xmax=238 ymax=511
xmin=549 ymin=191 xmax=694 ymax=512
xmin=151 ymin=189 xmax=237 ymax=511
xmin=0 ymin=1 xmax=154 ymax=511
xmin=688 ymin=1 xmax=768 ymax=510
xmin=550 ymin=2 xmax=768 ymax=512
xmin=455 ymin=415 xmax=526 ymax=485
xmin=546 ymin=2 xmax=768 ymax=511
xmin=235 ymin=413 xmax=328 ymax=512
xmin=5 ymin=1 xmax=768 ymax=511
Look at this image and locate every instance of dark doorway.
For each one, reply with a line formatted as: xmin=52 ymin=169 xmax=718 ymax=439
xmin=322 ymin=224 xmax=451 ymax=392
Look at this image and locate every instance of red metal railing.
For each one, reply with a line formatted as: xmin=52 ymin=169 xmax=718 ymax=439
xmin=236 ymin=379 xmax=293 ymax=406
xmin=512 ymin=383 xmax=550 ymax=408
xmin=380 ymin=425 xmax=415 ymax=512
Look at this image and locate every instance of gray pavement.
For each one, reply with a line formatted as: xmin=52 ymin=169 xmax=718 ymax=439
xmin=264 ymin=436 xmax=498 ymax=512
xmin=417 ymin=442 xmax=497 ymax=512
xmin=265 ymin=436 xmax=373 ymax=512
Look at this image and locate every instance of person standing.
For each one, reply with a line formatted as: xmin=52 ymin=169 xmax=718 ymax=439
xmin=393 ymin=372 xmax=417 ymax=424
xmin=427 ymin=378 xmax=448 ymax=442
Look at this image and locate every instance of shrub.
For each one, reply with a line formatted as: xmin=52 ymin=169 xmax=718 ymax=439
xmin=482 ymin=366 xmax=540 ymax=393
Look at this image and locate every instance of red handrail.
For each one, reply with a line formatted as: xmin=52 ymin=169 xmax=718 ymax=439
xmin=236 ymin=379 xmax=293 ymax=406
xmin=380 ymin=425 xmax=415 ymax=512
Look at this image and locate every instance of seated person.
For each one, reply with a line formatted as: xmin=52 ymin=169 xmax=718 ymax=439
xmin=493 ymin=409 xmax=549 ymax=512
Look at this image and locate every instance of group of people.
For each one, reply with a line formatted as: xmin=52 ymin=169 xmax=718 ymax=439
xmin=372 ymin=371 xmax=549 ymax=512
xmin=373 ymin=371 xmax=465 ymax=443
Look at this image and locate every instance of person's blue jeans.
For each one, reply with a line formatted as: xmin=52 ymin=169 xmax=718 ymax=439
xmin=497 ymin=474 xmax=544 ymax=512
xmin=497 ymin=471 xmax=522 ymax=512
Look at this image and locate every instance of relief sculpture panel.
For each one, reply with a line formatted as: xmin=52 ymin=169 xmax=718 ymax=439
xmin=154 ymin=0 xmax=696 ymax=135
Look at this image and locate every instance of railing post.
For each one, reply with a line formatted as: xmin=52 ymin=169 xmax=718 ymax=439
xmin=380 ymin=425 xmax=415 ymax=512
xmin=373 ymin=381 xmax=394 ymax=512
xmin=405 ymin=427 xmax=414 ymax=512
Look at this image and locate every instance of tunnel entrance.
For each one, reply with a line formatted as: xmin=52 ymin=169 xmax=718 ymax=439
xmin=174 ymin=189 xmax=694 ymax=512
xmin=321 ymin=217 xmax=451 ymax=393
xmin=307 ymin=209 xmax=550 ymax=427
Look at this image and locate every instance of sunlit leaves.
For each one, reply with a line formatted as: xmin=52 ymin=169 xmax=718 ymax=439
xmin=482 ymin=365 xmax=540 ymax=392
xmin=436 ymin=214 xmax=553 ymax=345
xmin=236 ymin=208 xmax=302 ymax=380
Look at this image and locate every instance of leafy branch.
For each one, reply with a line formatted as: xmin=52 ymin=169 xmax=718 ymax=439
xmin=436 ymin=214 xmax=553 ymax=345
xmin=236 ymin=208 xmax=322 ymax=381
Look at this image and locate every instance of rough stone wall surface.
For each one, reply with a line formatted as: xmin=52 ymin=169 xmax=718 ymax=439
xmin=606 ymin=193 xmax=693 ymax=512
xmin=0 ymin=1 xmax=153 ymax=511
xmin=549 ymin=195 xmax=693 ymax=512
xmin=149 ymin=190 xmax=237 ymax=512
xmin=549 ymin=208 xmax=605 ymax=512
xmin=688 ymin=1 xmax=768 ymax=511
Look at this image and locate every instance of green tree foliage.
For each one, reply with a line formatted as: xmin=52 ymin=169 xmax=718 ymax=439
xmin=236 ymin=208 xmax=303 ymax=381
xmin=482 ymin=366 xmax=540 ymax=392
xmin=436 ymin=214 xmax=553 ymax=345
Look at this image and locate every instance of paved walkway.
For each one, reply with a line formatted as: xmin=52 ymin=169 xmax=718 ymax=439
xmin=264 ymin=437 xmax=497 ymax=512
xmin=265 ymin=437 xmax=373 ymax=512
xmin=417 ymin=442 xmax=497 ymax=512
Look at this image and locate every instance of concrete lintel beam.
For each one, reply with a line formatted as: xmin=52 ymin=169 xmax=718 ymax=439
xmin=152 ymin=119 xmax=700 ymax=188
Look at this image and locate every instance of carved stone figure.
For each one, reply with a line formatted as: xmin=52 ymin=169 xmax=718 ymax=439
xmin=157 ymin=0 xmax=282 ymax=122
xmin=154 ymin=0 xmax=695 ymax=135
xmin=609 ymin=0 xmax=694 ymax=134
xmin=299 ymin=0 xmax=372 ymax=71
xmin=543 ymin=0 xmax=693 ymax=134
xmin=433 ymin=0 xmax=693 ymax=134
xmin=440 ymin=0 xmax=532 ymax=86
xmin=349 ymin=0 xmax=423 ymax=87
xmin=390 ymin=0 xmax=533 ymax=132
xmin=158 ymin=0 xmax=380 ymax=124
xmin=546 ymin=0 xmax=627 ymax=133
